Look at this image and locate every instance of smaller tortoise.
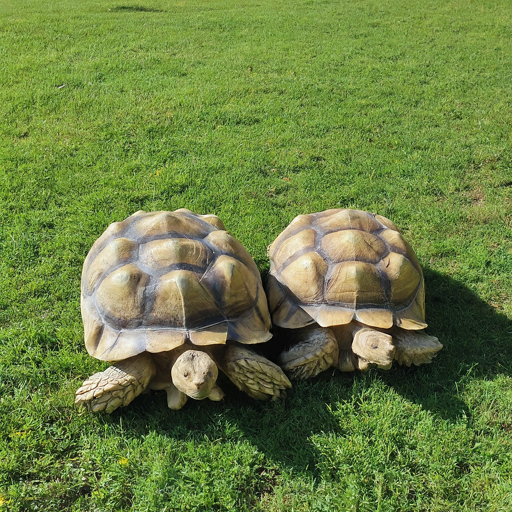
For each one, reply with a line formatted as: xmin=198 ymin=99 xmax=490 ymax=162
xmin=76 ymin=209 xmax=290 ymax=413
xmin=266 ymin=209 xmax=442 ymax=379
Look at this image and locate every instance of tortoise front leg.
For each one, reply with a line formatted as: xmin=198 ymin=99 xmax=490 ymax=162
xmin=222 ymin=344 xmax=291 ymax=399
xmin=159 ymin=381 xmax=224 ymax=408
xmin=391 ymin=328 xmax=443 ymax=366
xmin=75 ymin=352 xmax=156 ymax=413
xmin=332 ymin=324 xmax=359 ymax=371
xmin=208 ymin=383 xmax=225 ymax=401
xmin=278 ymin=326 xmax=339 ymax=380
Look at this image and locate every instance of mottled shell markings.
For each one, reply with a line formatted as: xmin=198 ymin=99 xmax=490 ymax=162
xmin=82 ymin=210 xmax=272 ymax=361
xmin=139 ymin=238 xmax=212 ymax=270
xmin=321 ymin=230 xmax=386 ymax=264
xmin=206 ymin=255 xmax=258 ymax=318
xmin=268 ymin=209 xmax=426 ymax=330
xmin=148 ymin=270 xmax=221 ymax=328
xmin=325 ymin=262 xmax=384 ymax=305
xmin=280 ymin=252 xmax=328 ymax=303
xmin=95 ymin=264 xmax=148 ymax=328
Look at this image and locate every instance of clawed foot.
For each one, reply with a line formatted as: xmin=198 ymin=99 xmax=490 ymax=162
xmin=75 ymin=366 xmax=148 ymax=413
xmin=277 ymin=323 xmax=442 ymax=377
xmin=223 ymin=344 xmax=291 ymax=400
xmin=75 ymin=353 xmax=155 ymax=413
xmin=278 ymin=326 xmax=339 ymax=379
xmin=351 ymin=326 xmax=442 ymax=370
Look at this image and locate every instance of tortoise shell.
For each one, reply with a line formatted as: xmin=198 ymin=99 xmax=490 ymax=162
xmin=266 ymin=209 xmax=427 ymax=331
xmin=81 ymin=209 xmax=271 ymax=362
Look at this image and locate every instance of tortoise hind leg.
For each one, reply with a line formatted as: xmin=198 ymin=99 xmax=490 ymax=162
xmin=75 ymin=352 xmax=156 ymax=413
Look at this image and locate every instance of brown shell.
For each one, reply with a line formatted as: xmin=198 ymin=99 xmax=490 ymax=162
xmin=267 ymin=209 xmax=426 ymax=331
xmin=82 ymin=210 xmax=271 ymax=361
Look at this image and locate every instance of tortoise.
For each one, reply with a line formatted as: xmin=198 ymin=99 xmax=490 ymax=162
xmin=75 ymin=209 xmax=291 ymax=413
xmin=266 ymin=209 xmax=442 ymax=379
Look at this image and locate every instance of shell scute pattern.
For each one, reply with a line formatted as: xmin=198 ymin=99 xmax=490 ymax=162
xmin=317 ymin=209 xmax=382 ymax=233
xmin=85 ymin=238 xmax=138 ymax=294
xmin=325 ymin=261 xmax=384 ymax=305
xmin=82 ymin=210 xmax=271 ymax=361
xmin=147 ymin=269 xmax=222 ymax=329
xmin=95 ymin=263 xmax=148 ymax=329
xmin=139 ymin=238 xmax=213 ymax=271
xmin=272 ymin=229 xmax=317 ymax=269
xmin=382 ymin=253 xmax=421 ymax=306
xmin=129 ymin=211 xmax=212 ymax=241
xmin=320 ymin=230 xmax=386 ymax=264
xmin=268 ymin=209 xmax=426 ymax=330
xmin=280 ymin=252 xmax=327 ymax=304
xmin=205 ymin=230 xmax=260 ymax=277
xmin=204 ymin=255 xmax=258 ymax=319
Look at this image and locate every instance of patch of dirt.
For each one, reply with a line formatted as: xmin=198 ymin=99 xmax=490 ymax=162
xmin=466 ymin=187 xmax=485 ymax=206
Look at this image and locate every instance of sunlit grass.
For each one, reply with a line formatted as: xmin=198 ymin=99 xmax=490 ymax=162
xmin=1 ymin=0 xmax=511 ymax=510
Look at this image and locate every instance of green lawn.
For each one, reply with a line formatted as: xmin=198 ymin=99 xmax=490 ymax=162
xmin=1 ymin=0 xmax=512 ymax=510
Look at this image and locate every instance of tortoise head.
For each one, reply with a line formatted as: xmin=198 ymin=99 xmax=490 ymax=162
xmin=171 ymin=350 xmax=218 ymax=400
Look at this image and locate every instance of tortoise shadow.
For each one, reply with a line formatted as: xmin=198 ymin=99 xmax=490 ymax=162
xmin=103 ymin=268 xmax=511 ymax=474
xmin=377 ymin=268 xmax=512 ymax=417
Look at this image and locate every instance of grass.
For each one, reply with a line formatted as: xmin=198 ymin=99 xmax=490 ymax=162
xmin=1 ymin=0 xmax=511 ymax=509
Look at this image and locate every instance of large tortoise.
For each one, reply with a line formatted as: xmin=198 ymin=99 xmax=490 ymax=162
xmin=76 ymin=209 xmax=290 ymax=413
xmin=266 ymin=209 xmax=442 ymax=378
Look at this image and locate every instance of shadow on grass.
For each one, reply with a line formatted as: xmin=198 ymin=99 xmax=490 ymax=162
xmin=108 ymin=5 xmax=165 ymax=13
xmin=101 ymin=269 xmax=511 ymax=474
xmin=379 ymin=268 xmax=512 ymax=418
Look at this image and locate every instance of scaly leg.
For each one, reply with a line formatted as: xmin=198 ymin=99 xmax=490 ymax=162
xmin=278 ymin=326 xmax=339 ymax=379
xmin=165 ymin=382 xmax=189 ymax=410
xmin=392 ymin=328 xmax=443 ymax=366
xmin=75 ymin=352 xmax=156 ymax=413
xmin=222 ymin=344 xmax=291 ymax=400
xmin=208 ymin=383 xmax=225 ymax=401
